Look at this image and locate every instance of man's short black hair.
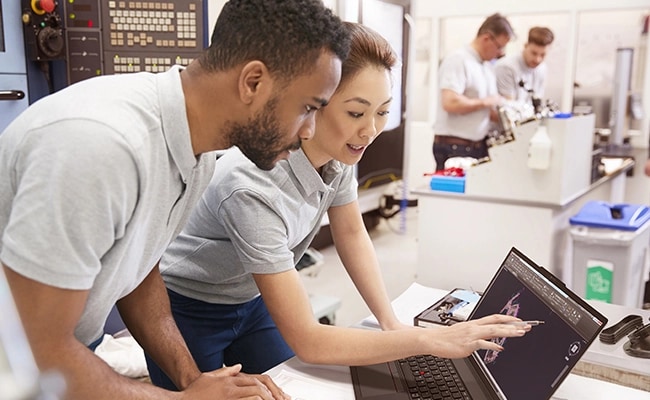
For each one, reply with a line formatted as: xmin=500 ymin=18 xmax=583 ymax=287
xmin=200 ymin=0 xmax=350 ymax=80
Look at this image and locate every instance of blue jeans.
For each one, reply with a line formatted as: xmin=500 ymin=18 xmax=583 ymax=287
xmin=88 ymin=336 xmax=103 ymax=352
xmin=146 ymin=289 xmax=294 ymax=390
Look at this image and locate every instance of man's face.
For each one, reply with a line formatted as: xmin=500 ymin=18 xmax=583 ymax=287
xmin=484 ymin=32 xmax=510 ymax=61
xmin=227 ymin=51 xmax=342 ymax=170
xmin=225 ymin=97 xmax=295 ymax=171
xmin=523 ymin=43 xmax=549 ymax=69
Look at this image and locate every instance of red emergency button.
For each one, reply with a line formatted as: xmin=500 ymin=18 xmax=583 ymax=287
xmin=32 ymin=0 xmax=56 ymax=15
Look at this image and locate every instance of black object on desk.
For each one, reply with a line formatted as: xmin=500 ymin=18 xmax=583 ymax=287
xmin=599 ymin=314 xmax=643 ymax=344
xmin=623 ymin=323 xmax=650 ymax=359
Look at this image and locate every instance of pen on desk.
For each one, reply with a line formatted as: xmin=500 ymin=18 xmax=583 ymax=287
xmin=506 ymin=320 xmax=545 ymax=326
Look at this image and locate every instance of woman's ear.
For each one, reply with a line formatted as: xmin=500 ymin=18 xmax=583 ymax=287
xmin=238 ymin=60 xmax=271 ymax=105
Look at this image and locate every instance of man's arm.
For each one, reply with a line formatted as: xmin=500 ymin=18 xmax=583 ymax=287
xmin=3 ymin=263 xmax=287 ymax=400
xmin=2 ymin=263 xmax=181 ymax=400
xmin=116 ymin=263 xmax=201 ymax=390
xmin=441 ymin=88 xmax=503 ymax=115
xmin=117 ymin=263 xmax=289 ymax=399
xmin=327 ymin=202 xmax=405 ymax=330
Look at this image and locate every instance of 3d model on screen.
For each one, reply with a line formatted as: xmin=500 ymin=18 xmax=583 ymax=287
xmin=484 ymin=290 xmax=522 ymax=364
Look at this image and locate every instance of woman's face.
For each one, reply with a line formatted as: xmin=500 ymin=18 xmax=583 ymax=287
xmin=308 ymin=65 xmax=392 ymax=167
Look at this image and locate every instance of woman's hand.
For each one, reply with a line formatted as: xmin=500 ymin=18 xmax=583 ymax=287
xmin=422 ymin=314 xmax=531 ymax=359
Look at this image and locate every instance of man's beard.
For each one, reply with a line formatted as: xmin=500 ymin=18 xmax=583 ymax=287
xmin=225 ymin=98 xmax=302 ymax=171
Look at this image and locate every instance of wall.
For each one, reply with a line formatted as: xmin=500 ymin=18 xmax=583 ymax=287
xmin=206 ymin=1 xmax=359 ymax=35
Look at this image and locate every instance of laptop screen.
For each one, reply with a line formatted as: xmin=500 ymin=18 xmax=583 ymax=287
xmin=468 ymin=247 xmax=607 ymax=400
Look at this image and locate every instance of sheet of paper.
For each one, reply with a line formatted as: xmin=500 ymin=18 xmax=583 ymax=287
xmin=272 ymin=369 xmax=352 ymax=400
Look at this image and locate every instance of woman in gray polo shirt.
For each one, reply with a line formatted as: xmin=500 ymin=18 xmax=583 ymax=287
xmin=147 ymin=22 xmax=528 ymax=389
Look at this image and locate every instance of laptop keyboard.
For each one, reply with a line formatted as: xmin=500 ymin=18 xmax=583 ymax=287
xmin=398 ymin=355 xmax=472 ymax=400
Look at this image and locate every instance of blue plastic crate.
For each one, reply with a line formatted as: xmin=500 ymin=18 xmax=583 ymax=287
xmin=430 ymin=175 xmax=465 ymax=193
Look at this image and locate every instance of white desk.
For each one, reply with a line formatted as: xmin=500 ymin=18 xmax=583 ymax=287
xmin=266 ymin=283 xmax=650 ymax=399
xmin=309 ymin=293 xmax=341 ymax=325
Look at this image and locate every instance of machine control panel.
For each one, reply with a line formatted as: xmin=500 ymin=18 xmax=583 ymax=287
xmin=100 ymin=0 xmax=204 ymax=75
xmin=62 ymin=0 xmax=102 ymax=83
xmin=104 ymin=1 xmax=199 ymax=50
xmin=59 ymin=0 xmax=205 ymax=84
xmin=21 ymin=0 xmax=66 ymax=61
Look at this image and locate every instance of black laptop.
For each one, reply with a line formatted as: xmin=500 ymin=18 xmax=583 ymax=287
xmin=350 ymin=247 xmax=608 ymax=400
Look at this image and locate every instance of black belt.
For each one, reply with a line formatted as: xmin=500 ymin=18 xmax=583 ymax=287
xmin=434 ymin=135 xmax=485 ymax=149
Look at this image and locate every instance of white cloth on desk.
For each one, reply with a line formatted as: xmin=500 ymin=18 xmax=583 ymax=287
xmin=95 ymin=332 xmax=148 ymax=378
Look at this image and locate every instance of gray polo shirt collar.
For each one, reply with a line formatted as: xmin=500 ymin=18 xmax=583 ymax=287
xmin=287 ymin=148 xmax=344 ymax=196
xmin=157 ymin=65 xmax=201 ymax=184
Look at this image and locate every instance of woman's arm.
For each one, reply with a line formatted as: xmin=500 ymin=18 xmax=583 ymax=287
xmin=253 ymin=268 xmax=529 ymax=366
xmin=327 ymin=201 xmax=406 ymax=330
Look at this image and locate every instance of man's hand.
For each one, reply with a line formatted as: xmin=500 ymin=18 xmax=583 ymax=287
xmin=441 ymin=89 xmax=505 ymax=115
xmin=482 ymin=94 xmax=505 ymax=109
xmin=182 ymin=365 xmax=290 ymax=400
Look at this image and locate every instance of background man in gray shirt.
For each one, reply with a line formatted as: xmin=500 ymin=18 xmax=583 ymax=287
xmin=495 ymin=26 xmax=555 ymax=104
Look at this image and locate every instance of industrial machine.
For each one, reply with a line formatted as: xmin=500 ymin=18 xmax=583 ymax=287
xmin=0 ymin=1 xmax=29 ymax=132
xmin=573 ymin=20 xmax=647 ymax=150
xmin=16 ymin=0 xmax=208 ymax=103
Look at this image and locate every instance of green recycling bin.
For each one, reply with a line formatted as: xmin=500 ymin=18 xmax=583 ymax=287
xmin=569 ymin=201 xmax=650 ymax=307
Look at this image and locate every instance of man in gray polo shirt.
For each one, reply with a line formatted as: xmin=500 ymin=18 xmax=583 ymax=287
xmin=432 ymin=13 xmax=514 ymax=171
xmin=0 ymin=1 xmax=349 ymax=399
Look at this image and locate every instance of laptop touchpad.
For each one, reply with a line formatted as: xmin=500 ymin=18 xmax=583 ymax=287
xmin=352 ymin=362 xmax=407 ymax=398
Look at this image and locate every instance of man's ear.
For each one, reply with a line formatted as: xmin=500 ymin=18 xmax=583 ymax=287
xmin=238 ymin=60 xmax=271 ymax=105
